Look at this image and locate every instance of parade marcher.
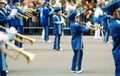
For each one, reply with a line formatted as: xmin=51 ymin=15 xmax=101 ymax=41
xmin=0 ymin=0 xmax=17 ymax=74
xmin=53 ymin=6 xmax=63 ymax=51
xmin=0 ymin=0 xmax=16 ymax=30
xmin=9 ymin=1 xmax=25 ymax=49
xmin=102 ymin=12 xmax=110 ymax=43
xmin=67 ymin=9 xmax=90 ymax=73
xmin=0 ymin=27 xmax=17 ymax=76
xmin=93 ymin=3 xmax=103 ymax=39
xmin=41 ymin=0 xmax=54 ymax=42
xmin=103 ymin=0 xmax=120 ymax=76
xmin=40 ymin=2 xmax=45 ymax=39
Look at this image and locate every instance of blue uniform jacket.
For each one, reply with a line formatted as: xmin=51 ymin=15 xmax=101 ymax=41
xmin=102 ymin=14 xmax=110 ymax=29
xmin=53 ymin=15 xmax=63 ymax=35
xmin=109 ymin=18 xmax=120 ymax=64
xmin=9 ymin=6 xmax=25 ymax=27
xmin=0 ymin=8 xmax=12 ymax=26
xmin=0 ymin=8 xmax=13 ymax=71
xmin=70 ymin=22 xmax=90 ymax=51
xmin=41 ymin=5 xmax=53 ymax=26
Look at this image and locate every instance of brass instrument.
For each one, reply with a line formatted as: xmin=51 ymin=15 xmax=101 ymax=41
xmin=3 ymin=40 xmax=35 ymax=63
xmin=0 ymin=25 xmax=35 ymax=45
xmin=90 ymin=25 xmax=103 ymax=30
xmin=16 ymin=12 xmax=29 ymax=20
xmin=25 ymin=8 xmax=36 ymax=18
xmin=16 ymin=33 xmax=35 ymax=45
xmin=78 ymin=21 xmax=103 ymax=30
xmin=7 ymin=7 xmax=29 ymax=20
xmin=14 ymin=36 xmax=24 ymax=43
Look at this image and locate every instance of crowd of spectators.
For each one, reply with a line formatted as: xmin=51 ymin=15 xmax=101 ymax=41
xmin=22 ymin=0 xmax=112 ymax=35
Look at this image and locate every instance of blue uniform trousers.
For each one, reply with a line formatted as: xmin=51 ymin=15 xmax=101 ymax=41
xmin=0 ymin=71 xmax=6 ymax=76
xmin=14 ymin=25 xmax=23 ymax=48
xmin=0 ymin=52 xmax=7 ymax=76
xmin=43 ymin=26 xmax=49 ymax=41
xmin=53 ymin=35 xmax=61 ymax=50
xmin=115 ymin=64 xmax=120 ymax=76
xmin=103 ymin=28 xmax=109 ymax=43
xmin=29 ymin=18 xmax=34 ymax=35
xmin=71 ymin=49 xmax=83 ymax=71
xmin=113 ymin=50 xmax=120 ymax=76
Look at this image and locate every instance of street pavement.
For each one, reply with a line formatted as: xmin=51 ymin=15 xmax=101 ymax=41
xmin=7 ymin=35 xmax=115 ymax=76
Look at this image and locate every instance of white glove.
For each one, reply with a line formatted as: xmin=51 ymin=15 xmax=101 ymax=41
xmin=61 ymin=17 xmax=64 ymax=23
xmin=6 ymin=27 xmax=17 ymax=35
xmin=10 ymin=9 xmax=17 ymax=16
xmin=6 ymin=27 xmax=17 ymax=40
xmin=86 ymin=21 xmax=92 ymax=28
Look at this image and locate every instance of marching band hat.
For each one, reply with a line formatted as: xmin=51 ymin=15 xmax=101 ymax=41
xmin=44 ymin=0 xmax=50 ymax=3
xmin=67 ymin=10 xmax=80 ymax=21
xmin=12 ymin=0 xmax=19 ymax=5
xmin=103 ymin=0 xmax=120 ymax=15
xmin=0 ymin=0 xmax=7 ymax=3
xmin=54 ymin=7 xmax=61 ymax=12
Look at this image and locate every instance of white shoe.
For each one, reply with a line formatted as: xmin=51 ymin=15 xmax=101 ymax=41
xmin=46 ymin=40 xmax=51 ymax=43
xmin=6 ymin=70 xmax=8 ymax=73
xmin=71 ymin=70 xmax=76 ymax=73
xmin=59 ymin=48 xmax=63 ymax=51
xmin=107 ymin=41 xmax=110 ymax=43
xmin=11 ymin=40 xmax=15 ymax=44
xmin=75 ymin=69 xmax=83 ymax=74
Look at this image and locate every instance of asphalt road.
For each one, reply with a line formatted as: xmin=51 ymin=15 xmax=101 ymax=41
xmin=6 ymin=35 xmax=115 ymax=76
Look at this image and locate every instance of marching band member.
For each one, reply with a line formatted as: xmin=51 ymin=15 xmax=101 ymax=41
xmin=0 ymin=0 xmax=16 ymax=31
xmin=0 ymin=27 xmax=17 ymax=76
xmin=9 ymin=1 xmax=25 ymax=49
xmin=40 ymin=3 xmax=44 ymax=39
xmin=0 ymin=0 xmax=17 ymax=74
xmin=41 ymin=0 xmax=54 ymax=42
xmin=93 ymin=3 xmax=103 ymax=40
xmin=67 ymin=9 xmax=90 ymax=73
xmin=102 ymin=12 xmax=110 ymax=43
xmin=103 ymin=0 xmax=120 ymax=76
xmin=53 ymin=6 xmax=63 ymax=51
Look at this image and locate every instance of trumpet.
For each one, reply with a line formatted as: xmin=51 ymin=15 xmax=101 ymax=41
xmin=16 ymin=33 xmax=35 ymax=45
xmin=7 ymin=7 xmax=29 ymax=20
xmin=3 ymin=40 xmax=35 ymax=63
xmin=90 ymin=25 xmax=103 ymax=30
xmin=78 ymin=21 xmax=103 ymax=30
xmin=25 ymin=8 xmax=36 ymax=18
xmin=14 ymin=36 xmax=24 ymax=43
xmin=16 ymin=13 xmax=29 ymax=20
xmin=0 ymin=25 xmax=35 ymax=45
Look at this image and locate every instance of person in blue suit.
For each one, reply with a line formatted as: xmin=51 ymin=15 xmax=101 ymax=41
xmin=67 ymin=10 xmax=90 ymax=73
xmin=0 ymin=27 xmax=17 ymax=76
xmin=0 ymin=0 xmax=15 ymax=31
xmin=41 ymin=0 xmax=54 ymax=42
xmin=53 ymin=7 xmax=63 ymax=51
xmin=9 ymin=1 xmax=24 ymax=48
xmin=0 ymin=0 xmax=17 ymax=76
xmin=103 ymin=0 xmax=120 ymax=76
xmin=93 ymin=3 xmax=103 ymax=39
xmin=102 ymin=13 xmax=110 ymax=43
xmin=0 ymin=0 xmax=17 ymax=75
